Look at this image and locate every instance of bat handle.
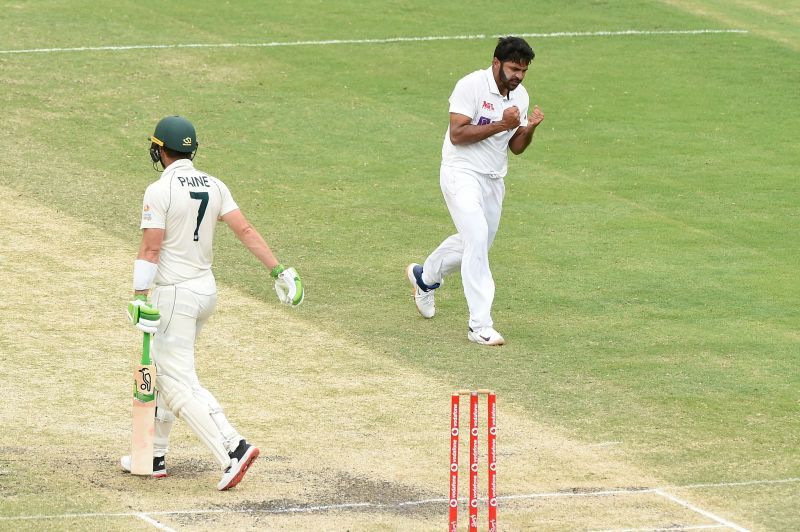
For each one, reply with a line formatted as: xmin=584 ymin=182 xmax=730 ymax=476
xmin=142 ymin=332 xmax=152 ymax=366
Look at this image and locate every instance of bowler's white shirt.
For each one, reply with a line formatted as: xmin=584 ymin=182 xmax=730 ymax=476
xmin=140 ymin=159 xmax=238 ymax=289
xmin=441 ymin=67 xmax=529 ymax=178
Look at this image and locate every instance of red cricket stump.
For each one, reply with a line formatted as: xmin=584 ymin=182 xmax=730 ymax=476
xmin=487 ymin=392 xmax=498 ymax=531
xmin=449 ymin=389 xmax=497 ymax=531
xmin=449 ymin=393 xmax=460 ymax=532
xmin=469 ymin=392 xmax=479 ymax=532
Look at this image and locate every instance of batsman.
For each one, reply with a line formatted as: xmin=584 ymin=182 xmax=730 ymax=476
xmin=123 ymin=115 xmax=304 ymax=490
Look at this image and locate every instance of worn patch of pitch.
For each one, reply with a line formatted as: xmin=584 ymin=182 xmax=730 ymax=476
xmin=2 ymin=185 xmax=679 ymax=529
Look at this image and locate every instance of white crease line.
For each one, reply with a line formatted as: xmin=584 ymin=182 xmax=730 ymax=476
xmin=679 ymin=477 xmax=800 ymax=490
xmin=499 ymin=488 xmax=657 ymax=500
xmin=134 ymin=512 xmax=177 ymax=532
xmin=654 ymin=489 xmax=749 ymax=532
xmin=258 ymin=502 xmax=374 ymax=514
xmin=1 ymin=476 xmax=794 ymax=523
xmin=592 ymin=525 xmax=727 ymax=531
xmin=0 ymin=29 xmax=749 ymax=55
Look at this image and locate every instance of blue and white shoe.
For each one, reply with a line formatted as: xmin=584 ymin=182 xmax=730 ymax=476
xmin=468 ymin=326 xmax=505 ymax=346
xmin=406 ymin=263 xmax=438 ymax=318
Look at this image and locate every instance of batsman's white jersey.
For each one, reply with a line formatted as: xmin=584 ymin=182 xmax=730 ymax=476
xmin=139 ymin=158 xmax=244 ymax=468
xmin=423 ymin=67 xmax=529 ymax=330
xmin=140 ymin=159 xmax=238 ymax=293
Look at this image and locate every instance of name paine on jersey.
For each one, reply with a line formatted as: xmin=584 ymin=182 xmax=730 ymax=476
xmin=177 ymin=175 xmax=211 ymax=188
xmin=142 ymin=175 xmax=211 ymax=222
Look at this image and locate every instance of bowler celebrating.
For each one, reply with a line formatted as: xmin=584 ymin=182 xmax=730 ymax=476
xmin=407 ymin=36 xmax=544 ymax=346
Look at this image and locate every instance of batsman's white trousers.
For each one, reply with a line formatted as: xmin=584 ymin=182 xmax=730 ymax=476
xmin=422 ymin=165 xmax=504 ymax=330
xmin=151 ymin=282 xmax=242 ymax=469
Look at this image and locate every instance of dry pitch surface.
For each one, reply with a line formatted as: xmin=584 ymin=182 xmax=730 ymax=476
xmin=0 ymin=185 xmax=764 ymax=530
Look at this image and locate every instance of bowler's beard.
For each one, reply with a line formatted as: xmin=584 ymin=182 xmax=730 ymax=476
xmin=498 ymin=65 xmax=520 ymax=94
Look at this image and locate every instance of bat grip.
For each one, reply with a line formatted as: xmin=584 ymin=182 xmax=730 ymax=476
xmin=141 ymin=332 xmax=152 ymax=366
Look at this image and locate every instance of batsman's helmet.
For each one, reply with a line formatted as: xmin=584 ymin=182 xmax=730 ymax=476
xmin=149 ymin=115 xmax=198 ymax=162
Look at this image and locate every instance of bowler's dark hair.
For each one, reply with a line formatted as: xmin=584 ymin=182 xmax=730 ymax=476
xmin=494 ymin=36 xmax=535 ymax=65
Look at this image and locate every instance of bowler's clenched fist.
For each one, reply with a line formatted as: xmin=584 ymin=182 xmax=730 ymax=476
xmin=502 ymin=106 xmax=521 ymax=129
xmin=528 ymin=105 xmax=544 ymax=128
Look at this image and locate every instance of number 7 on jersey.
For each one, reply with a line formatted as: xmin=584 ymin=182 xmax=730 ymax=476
xmin=190 ymin=191 xmax=208 ymax=242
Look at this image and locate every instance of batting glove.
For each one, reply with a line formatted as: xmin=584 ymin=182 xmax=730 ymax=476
xmin=271 ymin=265 xmax=304 ymax=307
xmin=127 ymin=295 xmax=161 ymax=334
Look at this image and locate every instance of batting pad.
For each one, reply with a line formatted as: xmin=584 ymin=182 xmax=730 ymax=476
xmin=157 ymin=373 xmax=235 ymax=469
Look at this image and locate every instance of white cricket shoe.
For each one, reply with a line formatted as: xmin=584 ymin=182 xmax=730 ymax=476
xmin=217 ymin=439 xmax=259 ymax=491
xmin=406 ymin=263 xmax=437 ymax=319
xmin=468 ymin=326 xmax=505 ymax=346
xmin=120 ymin=455 xmax=167 ymax=478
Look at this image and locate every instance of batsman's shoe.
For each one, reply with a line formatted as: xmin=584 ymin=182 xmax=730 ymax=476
xmin=406 ymin=263 xmax=438 ymax=319
xmin=217 ymin=439 xmax=259 ymax=491
xmin=120 ymin=455 xmax=167 ymax=478
xmin=468 ymin=326 xmax=505 ymax=346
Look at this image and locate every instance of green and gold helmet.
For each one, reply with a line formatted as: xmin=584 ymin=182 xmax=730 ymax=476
xmin=149 ymin=115 xmax=198 ymax=160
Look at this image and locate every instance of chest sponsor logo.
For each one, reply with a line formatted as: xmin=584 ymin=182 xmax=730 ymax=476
xmin=482 ymin=101 xmax=495 ymax=111
xmin=477 ymin=116 xmax=491 ymax=126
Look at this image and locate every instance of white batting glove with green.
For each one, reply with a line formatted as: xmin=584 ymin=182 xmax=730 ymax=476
xmin=271 ymin=265 xmax=304 ymax=306
xmin=127 ymin=295 xmax=161 ymax=334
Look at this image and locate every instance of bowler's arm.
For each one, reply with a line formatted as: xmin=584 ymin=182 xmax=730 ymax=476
xmin=508 ymin=105 xmax=544 ymax=155
xmin=449 ymin=111 xmax=517 ymax=145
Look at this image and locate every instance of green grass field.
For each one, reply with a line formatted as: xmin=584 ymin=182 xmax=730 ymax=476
xmin=1 ymin=1 xmax=798 ymax=530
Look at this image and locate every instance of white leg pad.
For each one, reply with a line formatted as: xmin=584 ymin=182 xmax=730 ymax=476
xmin=194 ymin=387 xmax=242 ymax=453
xmin=154 ymin=417 xmax=173 ymax=458
xmin=154 ymin=392 xmax=176 ymax=457
xmin=157 ymin=373 xmax=232 ymax=468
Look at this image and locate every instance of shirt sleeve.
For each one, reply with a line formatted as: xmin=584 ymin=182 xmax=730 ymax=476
xmin=140 ymin=182 xmax=167 ymax=229
xmin=448 ymin=76 xmax=478 ymax=120
xmin=216 ymin=179 xmax=239 ymax=217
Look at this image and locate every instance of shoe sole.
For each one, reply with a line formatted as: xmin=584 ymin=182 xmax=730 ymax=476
xmin=218 ymin=447 xmax=260 ymax=491
xmin=468 ymin=333 xmax=505 ymax=346
xmin=406 ymin=264 xmax=434 ymax=319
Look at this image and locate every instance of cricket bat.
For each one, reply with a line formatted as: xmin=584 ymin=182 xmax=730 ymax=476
xmin=130 ymin=332 xmax=156 ymax=475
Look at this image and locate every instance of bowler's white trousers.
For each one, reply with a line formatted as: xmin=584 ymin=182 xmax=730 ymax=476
xmin=150 ymin=280 xmax=242 ymax=469
xmin=422 ymin=165 xmax=505 ymax=330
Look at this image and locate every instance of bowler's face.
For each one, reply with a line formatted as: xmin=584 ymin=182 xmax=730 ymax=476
xmin=494 ymin=59 xmax=528 ymax=92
